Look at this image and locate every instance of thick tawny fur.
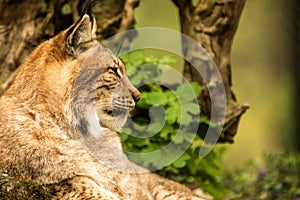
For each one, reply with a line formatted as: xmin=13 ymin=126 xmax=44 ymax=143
xmin=0 ymin=9 xmax=211 ymax=200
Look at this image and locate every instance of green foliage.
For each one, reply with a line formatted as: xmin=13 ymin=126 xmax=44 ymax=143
xmin=223 ymin=153 xmax=300 ymax=199
xmin=120 ymin=50 xmax=227 ymax=199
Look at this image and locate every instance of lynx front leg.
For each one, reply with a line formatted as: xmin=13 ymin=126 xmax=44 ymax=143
xmin=54 ymin=176 xmax=123 ymax=200
xmin=151 ymin=185 xmax=210 ymax=200
xmin=144 ymin=173 xmax=212 ymax=200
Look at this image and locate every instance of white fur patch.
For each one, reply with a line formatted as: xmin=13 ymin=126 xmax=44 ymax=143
xmin=86 ymin=105 xmax=108 ymax=137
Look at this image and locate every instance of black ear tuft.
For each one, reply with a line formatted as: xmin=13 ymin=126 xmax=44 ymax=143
xmin=78 ymin=0 xmax=99 ymax=18
xmin=66 ymin=0 xmax=99 ymax=55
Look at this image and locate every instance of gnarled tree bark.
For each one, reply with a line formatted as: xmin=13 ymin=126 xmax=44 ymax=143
xmin=171 ymin=0 xmax=249 ymax=143
xmin=0 ymin=0 xmax=55 ymax=92
xmin=0 ymin=0 xmax=139 ymax=93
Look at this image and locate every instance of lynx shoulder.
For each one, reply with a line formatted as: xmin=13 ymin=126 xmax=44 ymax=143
xmin=0 ymin=1 xmax=211 ymax=199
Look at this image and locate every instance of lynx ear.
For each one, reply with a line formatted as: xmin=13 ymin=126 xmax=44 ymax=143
xmin=66 ymin=14 xmax=97 ymax=55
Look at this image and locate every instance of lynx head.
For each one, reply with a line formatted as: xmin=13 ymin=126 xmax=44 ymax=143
xmin=66 ymin=10 xmax=141 ymax=134
xmin=93 ymin=58 xmax=140 ymax=132
xmin=8 ymin=1 xmax=140 ymax=137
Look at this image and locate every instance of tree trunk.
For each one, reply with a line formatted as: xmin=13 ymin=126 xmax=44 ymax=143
xmin=0 ymin=0 xmax=55 ymax=92
xmin=171 ymin=0 xmax=249 ymax=143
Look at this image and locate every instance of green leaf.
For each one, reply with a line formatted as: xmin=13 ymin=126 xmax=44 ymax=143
xmin=158 ymin=55 xmax=177 ymax=64
xmin=141 ymin=145 xmax=159 ymax=153
xmin=165 ymin=90 xmax=177 ymax=103
xmin=190 ymin=82 xmax=202 ymax=97
xmin=187 ymin=158 xmax=202 ymax=175
xmin=147 ymin=122 xmax=164 ymax=134
xmin=176 ymin=82 xmax=199 ymax=102
xmin=148 ymin=84 xmax=163 ymax=92
xmin=166 ymin=106 xmax=180 ymax=124
xmin=183 ymin=103 xmax=200 ymax=115
xmin=129 ymin=71 xmax=144 ymax=86
xmin=172 ymin=133 xmax=184 ymax=144
xmin=145 ymin=92 xmax=168 ymax=105
xmin=119 ymin=133 xmax=129 ymax=142
xmin=191 ymin=136 xmax=204 ymax=151
xmin=121 ymin=50 xmax=145 ymax=68
xmin=127 ymin=136 xmax=146 ymax=147
xmin=199 ymin=117 xmax=211 ymax=125
xmin=164 ymin=165 xmax=180 ymax=174
xmin=145 ymin=56 xmax=158 ymax=63
xmin=136 ymin=93 xmax=150 ymax=109
xmin=144 ymin=105 xmax=166 ymax=134
xmin=183 ymin=132 xmax=196 ymax=143
xmin=173 ymin=153 xmax=191 ymax=168
xmin=180 ymin=114 xmax=193 ymax=126
xmin=160 ymin=124 xmax=174 ymax=140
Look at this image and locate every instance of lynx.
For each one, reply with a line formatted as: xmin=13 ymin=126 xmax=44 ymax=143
xmin=0 ymin=1 xmax=211 ymax=199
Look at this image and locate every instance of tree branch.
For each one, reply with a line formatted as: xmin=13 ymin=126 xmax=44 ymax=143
xmin=171 ymin=0 xmax=192 ymax=9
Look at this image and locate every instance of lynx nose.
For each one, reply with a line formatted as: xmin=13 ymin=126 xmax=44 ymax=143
xmin=132 ymin=89 xmax=140 ymax=102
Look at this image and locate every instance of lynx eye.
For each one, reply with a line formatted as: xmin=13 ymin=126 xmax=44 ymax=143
xmin=110 ymin=67 xmax=123 ymax=78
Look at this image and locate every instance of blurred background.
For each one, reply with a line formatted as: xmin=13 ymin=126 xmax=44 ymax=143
xmin=135 ymin=0 xmax=299 ymax=169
